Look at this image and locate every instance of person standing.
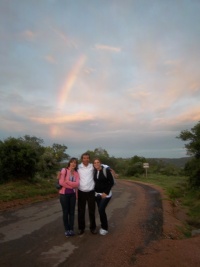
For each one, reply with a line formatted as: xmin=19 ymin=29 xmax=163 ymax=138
xmin=93 ymin=158 xmax=114 ymax=235
xmin=59 ymin=158 xmax=80 ymax=237
xmin=77 ymin=153 xmax=97 ymax=235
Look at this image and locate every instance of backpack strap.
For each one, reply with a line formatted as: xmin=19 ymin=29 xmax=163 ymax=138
xmin=102 ymin=167 xmax=107 ymax=178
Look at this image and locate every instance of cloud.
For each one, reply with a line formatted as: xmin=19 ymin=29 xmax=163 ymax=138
xmin=95 ymin=44 xmax=121 ymax=52
xmin=30 ymin=112 xmax=94 ymax=124
xmin=21 ymin=30 xmax=36 ymax=41
xmin=44 ymin=55 xmax=56 ymax=64
xmin=49 ymin=26 xmax=78 ymax=48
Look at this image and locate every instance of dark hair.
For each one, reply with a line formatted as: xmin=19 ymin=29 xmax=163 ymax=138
xmin=67 ymin=157 xmax=78 ymax=171
xmin=81 ymin=152 xmax=90 ymax=160
xmin=93 ymin=157 xmax=101 ymax=164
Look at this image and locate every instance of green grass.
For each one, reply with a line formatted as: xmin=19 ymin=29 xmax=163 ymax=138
xmin=0 ymin=178 xmax=58 ymax=203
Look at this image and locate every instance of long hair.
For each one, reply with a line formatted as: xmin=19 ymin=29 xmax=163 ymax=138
xmin=67 ymin=157 xmax=78 ymax=171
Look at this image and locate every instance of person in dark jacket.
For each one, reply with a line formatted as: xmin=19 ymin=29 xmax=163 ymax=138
xmin=93 ymin=158 xmax=114 ymax=235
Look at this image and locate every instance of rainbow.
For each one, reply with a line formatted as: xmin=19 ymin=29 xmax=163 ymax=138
xmin=58 ymin=54 xmax=86 ymax=108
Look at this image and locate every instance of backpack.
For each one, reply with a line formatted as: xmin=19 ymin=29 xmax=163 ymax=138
xmin=102 ymin=167 xmax=116 ymax=186
xmin=55 ymin=168 xmax=67 ymax=190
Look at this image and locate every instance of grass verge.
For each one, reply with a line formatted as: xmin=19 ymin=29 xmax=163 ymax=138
xmin=0 ymin=178 xmax=58 ymax=203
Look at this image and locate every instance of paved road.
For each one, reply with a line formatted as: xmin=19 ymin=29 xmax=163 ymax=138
xmin=0 ymin=180 xmax=163 ymax=267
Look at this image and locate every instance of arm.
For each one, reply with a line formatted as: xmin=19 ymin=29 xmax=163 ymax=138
xmin=102 ymin=168 xmax=114 ymax=197
xmin=65 ymin=171 xmax=80 ymax=188
xmin=59 ymin=168 xmax=73 ymax=189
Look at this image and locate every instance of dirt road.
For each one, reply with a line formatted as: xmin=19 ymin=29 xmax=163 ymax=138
xmin=1 ymin=180 xmax=200 ymax=267
xmin=0 ymin=180 xmax=163 ymax=267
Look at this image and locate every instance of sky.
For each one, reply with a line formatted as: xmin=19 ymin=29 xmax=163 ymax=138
xmin=0 ymin=0 xmax=200 ymax=159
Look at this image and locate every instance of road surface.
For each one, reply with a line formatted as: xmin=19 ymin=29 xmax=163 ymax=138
xmin=0 ymin=180 xmax=162 ymax=267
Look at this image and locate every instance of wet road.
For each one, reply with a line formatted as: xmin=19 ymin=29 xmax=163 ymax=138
xmin=0 ymin=180 xmax=163 ymax=267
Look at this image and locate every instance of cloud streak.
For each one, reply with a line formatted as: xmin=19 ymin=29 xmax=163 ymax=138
xmin=95 ymin=44 xmax=121 ymax=52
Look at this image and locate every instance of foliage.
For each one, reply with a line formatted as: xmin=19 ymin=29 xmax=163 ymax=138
xmin=84 ymin=147 xmax=117 ymax=168
xmin=177 ymin=121 xmax=200 ymax=158
xmin=0 ymin=137 xmax=40 ymax=182
xmin=148 ymin=159 xmax=181 ymax=176
xmin=184 ymin=158 xmax=200 ymax=187
xmin=0 ymin=135 xmax=69 ymax=183
xmin=51 ymin=143 xmax=69 ymax=162
xmin=177 ymin=121 xmax=200 ymax=188
xmin=125 ymin=155 xmax=146 ymax=176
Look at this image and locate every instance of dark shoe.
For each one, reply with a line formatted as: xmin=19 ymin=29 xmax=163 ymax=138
xmin=65 ymin=230 xmax=71 ymax=237
xmin=69 ymin=230 xmax=75 ymax=236
xmin=78 ymin=229 xmax=84 ymax=235
xmin=90 ymin=229 xmax=97 ymax=234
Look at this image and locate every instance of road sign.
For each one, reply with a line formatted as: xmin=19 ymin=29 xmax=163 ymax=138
xmin=143 ymin=163 xmax=149 ymax=168
xmin=143 ymin=163 xmax=149 ymax=178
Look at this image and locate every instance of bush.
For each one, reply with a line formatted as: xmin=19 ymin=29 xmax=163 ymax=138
xmin=0 ymin=137 xmax=40 ymax=182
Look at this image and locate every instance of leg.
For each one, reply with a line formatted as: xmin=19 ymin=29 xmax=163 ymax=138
xmin=69 ymin=193 xmax=76 ymax=231
xmin=78 ymin=190 xmax=86 ymax=230
xmin=87 ymin=190 xmax=96 ymax=230
xmin=97 ymin=197 xmax=111 ymax=230
xmin=60 ymin=194 xmax=70 ymax=231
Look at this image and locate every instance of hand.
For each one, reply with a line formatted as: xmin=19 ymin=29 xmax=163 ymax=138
xmin=101 ymin=193 xmax=107 ymax=198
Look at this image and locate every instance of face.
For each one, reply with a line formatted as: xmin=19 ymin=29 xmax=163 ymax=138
xmin=93 ymin=159 xmax=101 ymax=170
xmin=82 ymin=155 xmax=90 ymax=166
xmin=70 ymin=160 xmax=77 ymax=169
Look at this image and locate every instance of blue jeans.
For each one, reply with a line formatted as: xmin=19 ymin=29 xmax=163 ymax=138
xmin=60 ymin=193 xmax=76 ymax=231
xmin=95 ymin=196 xmax=111 ymax=230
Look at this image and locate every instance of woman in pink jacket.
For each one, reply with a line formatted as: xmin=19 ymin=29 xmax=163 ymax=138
xmin=59 ymin=158 xmax=80 ymax=237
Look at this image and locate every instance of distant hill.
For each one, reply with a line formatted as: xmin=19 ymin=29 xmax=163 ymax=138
xmin=147 ymin=157 xmax=192 ymax=168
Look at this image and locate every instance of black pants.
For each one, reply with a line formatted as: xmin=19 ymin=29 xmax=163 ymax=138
xmin=78 ymin=189 xmax=96 ymax=231
xmin=95 ymin=196 xmax=111 ymax=230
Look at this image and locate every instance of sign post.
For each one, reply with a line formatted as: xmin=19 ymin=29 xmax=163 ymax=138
xmin=143 ymin=163 xmax=149 ymax=178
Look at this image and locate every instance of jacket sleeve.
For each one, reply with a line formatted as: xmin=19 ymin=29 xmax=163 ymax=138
xmin=103 ymin=168 xmax=114 ymax=195
xmin=59 ymin=168 xmax=73 ymax=189
xmin=65 ymin=171 xmax=80 ymax=188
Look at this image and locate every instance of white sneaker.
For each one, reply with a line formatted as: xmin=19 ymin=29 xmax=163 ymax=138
xmin=99 ymin=228 xmax=108 ymax=235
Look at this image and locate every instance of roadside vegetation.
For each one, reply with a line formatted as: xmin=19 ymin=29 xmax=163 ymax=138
xmin=0 ymin=122 xmax=200 ymax=229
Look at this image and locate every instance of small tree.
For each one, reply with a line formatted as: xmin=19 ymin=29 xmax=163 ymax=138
xmin=0 ymin=137 xmax=40 ymax=182
xmin=125 ymin=155 xmax=146 ymax=176
xmin=177 ymin=121 xmax=200 ymax=187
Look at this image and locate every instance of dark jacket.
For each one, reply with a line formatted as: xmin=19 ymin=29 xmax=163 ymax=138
xmin=93 ymin=167 xmax=114 ymax=195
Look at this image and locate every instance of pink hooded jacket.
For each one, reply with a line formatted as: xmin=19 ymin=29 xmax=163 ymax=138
xmin=59 ymin=168 xmax=80 ymax=197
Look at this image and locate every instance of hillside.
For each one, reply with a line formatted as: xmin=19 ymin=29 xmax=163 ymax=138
xmin=147 ymin=157 xmax=191 ymax=168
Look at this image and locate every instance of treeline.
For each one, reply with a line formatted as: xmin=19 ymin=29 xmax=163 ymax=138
xmin=0 ymin=135 xmax=184 ymax=184
xmin=1 ymin=120 xmax=200 ymax=188
xmin=0 ymin=135 xmax=69 ymax=183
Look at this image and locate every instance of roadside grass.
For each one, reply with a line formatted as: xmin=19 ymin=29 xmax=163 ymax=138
xmin=119 ymin=173 xmax=200 ymax=229
xmin=0 ymin=178 xmax=58 ymax=203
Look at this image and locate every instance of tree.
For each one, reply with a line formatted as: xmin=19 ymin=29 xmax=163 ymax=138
xmin=177 ymin=121 xmax=200 ymax=187
xmin=51 ymin=143 xmax=69 ymax=162
xmin=37 ymin=147 xmax=58 ymax=178
xmin=177 ymin=122 xmax=200 ymax=158
xmin=0 ymin=137 xmax=40 ymax=182
xmin=125 ymin=155 xmax=147 ymax=176
xmin=0 ymin=136 xmax=70 ymax=182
